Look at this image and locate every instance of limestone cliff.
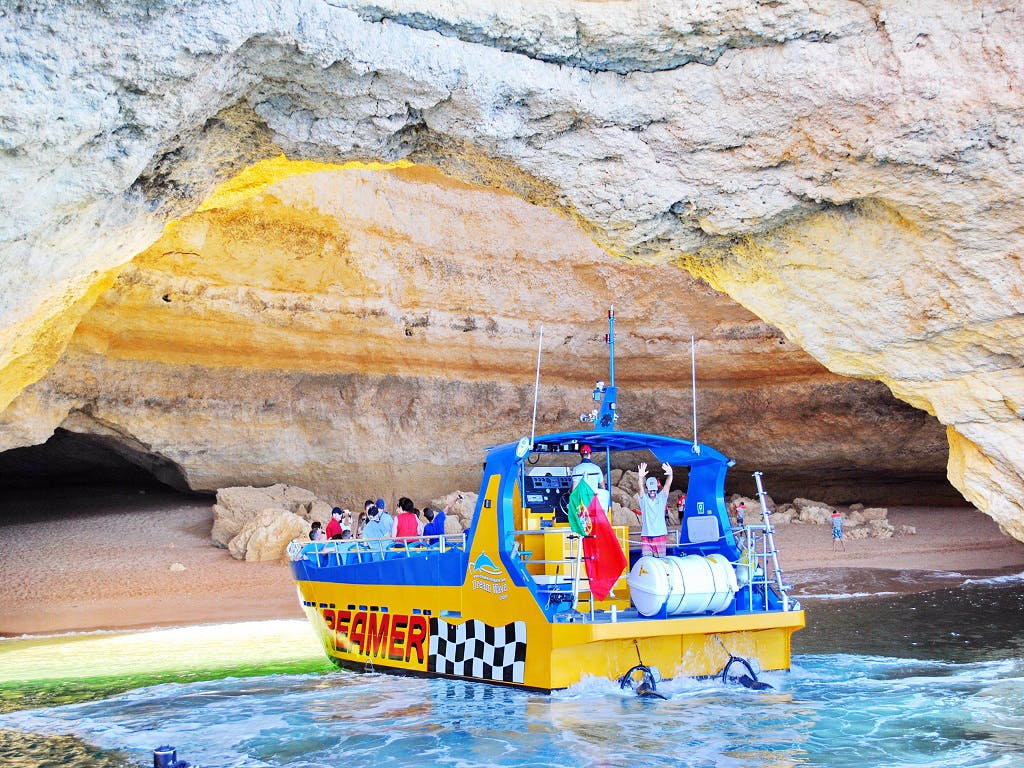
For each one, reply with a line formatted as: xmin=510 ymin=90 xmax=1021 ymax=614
xmin=0 ymin=2 xmax=1020 ymax=535
xmin=0 ymin=161 xmax=949 ymax=505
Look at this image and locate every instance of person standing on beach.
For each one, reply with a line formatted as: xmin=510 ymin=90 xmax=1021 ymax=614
xmin=636 ymin=461 xmax=673 ymax=557
xmin=832 ymin=509 xmax=846 ymax=552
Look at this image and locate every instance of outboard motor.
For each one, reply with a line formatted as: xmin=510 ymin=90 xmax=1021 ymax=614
xmin=154 ymin=745 xmax=191 ymax=768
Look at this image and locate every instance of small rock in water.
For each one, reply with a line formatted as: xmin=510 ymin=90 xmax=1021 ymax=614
xmin=169 ymin=562 xmax=186 ymax=572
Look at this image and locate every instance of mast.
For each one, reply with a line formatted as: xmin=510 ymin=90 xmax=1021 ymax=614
xmin=691 ymin=334 xmax=700 ymax=454
xmin=581 ymin=306 xmax=618 ymax=432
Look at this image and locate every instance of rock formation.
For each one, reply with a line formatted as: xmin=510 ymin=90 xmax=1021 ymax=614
xmin=0 ymin=2 xmax=1021 ymax=537
xmin=0 ymin=162 xmax=950 ymax=506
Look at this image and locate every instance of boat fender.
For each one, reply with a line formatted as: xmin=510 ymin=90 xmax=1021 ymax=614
xmin=618 ymin=664 xmax=667 ymax=700
xmin=720 ymin=655 xmax=773 ymax=691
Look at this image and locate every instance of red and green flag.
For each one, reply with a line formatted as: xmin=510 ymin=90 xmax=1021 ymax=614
xmin=567 ymin=480 xmax=627 ymax=602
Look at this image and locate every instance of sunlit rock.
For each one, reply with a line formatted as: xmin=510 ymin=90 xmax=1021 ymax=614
xmin=211 ymin=484 xmax=318 ymax=548
xmin=228 ymin=509 xmax=311 ymax=561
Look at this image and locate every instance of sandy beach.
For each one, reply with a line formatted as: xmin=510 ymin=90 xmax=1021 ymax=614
xmin=1 ymin=487 xmax=1023 ymax=637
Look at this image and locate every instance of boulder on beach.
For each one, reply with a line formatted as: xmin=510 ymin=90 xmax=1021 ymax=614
xmin=791 ymin=497 xmax=837 ymax=525
xmin=618 ymin=470 xmax=640 ymax=496
xmin=211 ymin=484 xmax=319 ymax=547
xmin=227 ymin=508 xmax=310 ymax=561
xmin=611 ymin=503 xmax=637 ymax=528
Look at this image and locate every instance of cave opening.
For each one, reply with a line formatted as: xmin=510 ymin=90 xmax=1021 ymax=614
xmin=0 ymin=428 xmax=210 ymax=524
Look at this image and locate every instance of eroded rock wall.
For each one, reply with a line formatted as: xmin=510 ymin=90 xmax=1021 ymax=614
xmin=0 ymin=163 xmax=950 ymax=505
xmin=0 ymin=2 xmax=1020 ymax=533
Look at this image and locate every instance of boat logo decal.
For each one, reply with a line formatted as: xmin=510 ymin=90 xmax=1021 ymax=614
xmin=471 ymin=553 xmax=510 ymax=600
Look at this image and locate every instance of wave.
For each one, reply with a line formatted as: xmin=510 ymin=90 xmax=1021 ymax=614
xmin=962 ymin=570 xmax=1024 ymax=586
xmin=795 ymin=591 xmax=900 ymax=600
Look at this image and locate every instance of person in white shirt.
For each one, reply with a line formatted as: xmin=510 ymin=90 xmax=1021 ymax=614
xmin=636 ymin=461 xmax=673 ymax=557
xmin=571 ymin=444 xmax=604 ymax=492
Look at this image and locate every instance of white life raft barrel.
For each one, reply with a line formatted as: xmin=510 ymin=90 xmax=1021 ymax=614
xmin=628 ymin=554 xmax=739 ymax=617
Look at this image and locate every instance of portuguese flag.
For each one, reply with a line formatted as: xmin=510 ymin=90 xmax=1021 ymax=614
xmin=567 ymin=480 xmax=627 ymax=602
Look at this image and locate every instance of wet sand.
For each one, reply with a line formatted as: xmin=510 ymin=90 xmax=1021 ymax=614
xmin=1 ymin=489 xmax=1022 ymax=636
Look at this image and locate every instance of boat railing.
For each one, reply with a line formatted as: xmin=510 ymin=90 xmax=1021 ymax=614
xmin=728 ymin=520 xmax=795 ymax=613
xmin=506 ymin=528 xmax=589 ymax=612
xmin=288 ymin=532 xmax=468 ymax=566
xmin=615 ymin=518 xmax=791 ymax=615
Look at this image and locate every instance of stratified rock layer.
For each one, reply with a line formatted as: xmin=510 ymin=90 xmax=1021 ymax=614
xmin=0 ymin=163 xmax=951 ymax=506
xmin=0 ymin=2 xmax=1020 ymax=535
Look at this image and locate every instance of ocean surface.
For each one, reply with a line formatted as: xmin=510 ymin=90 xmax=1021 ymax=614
xmin=2 ymin=572 xmax=1023 ymax=768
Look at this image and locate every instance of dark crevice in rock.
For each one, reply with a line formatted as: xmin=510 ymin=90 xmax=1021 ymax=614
xmin=329 ymin=2 xmax=853 ymax=74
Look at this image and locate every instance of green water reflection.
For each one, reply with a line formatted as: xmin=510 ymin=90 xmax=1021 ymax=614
xmin=0 ymin=620 xmax=332 ymax=714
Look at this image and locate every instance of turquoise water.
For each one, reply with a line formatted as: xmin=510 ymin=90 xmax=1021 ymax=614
xmin=2 ymin=576 xmax=1023 ymax=767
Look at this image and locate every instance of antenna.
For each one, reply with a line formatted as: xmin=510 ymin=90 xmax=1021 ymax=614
xmin=580 ymin=307 xmax=619 ymax=431
xmin=530 ymin=324 xmax=544 ymax=449
xmin=608 ymin=304 xmax=615 ymax=388
xmin=691 ymin=334 xmax=700 ymax=454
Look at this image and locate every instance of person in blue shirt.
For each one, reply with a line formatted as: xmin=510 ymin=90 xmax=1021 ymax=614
xmin=423 ymin=496 xmax=460 ymax=540
xmin=360 ymin=498 xmax=394 ymax=557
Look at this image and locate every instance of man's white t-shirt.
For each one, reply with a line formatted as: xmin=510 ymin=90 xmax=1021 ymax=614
xmin=571 ymin=459 xmax=604 ymax=492
xmin=638 ymin=488 xmax=669 ymax=537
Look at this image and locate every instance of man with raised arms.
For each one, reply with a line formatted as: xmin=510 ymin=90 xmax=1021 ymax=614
xmin=636 ymin=461 xmax=673 ymax=557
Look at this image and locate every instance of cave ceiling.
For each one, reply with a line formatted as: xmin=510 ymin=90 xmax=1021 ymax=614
xmin=0 ymin=1 xmax=1021 ymax=536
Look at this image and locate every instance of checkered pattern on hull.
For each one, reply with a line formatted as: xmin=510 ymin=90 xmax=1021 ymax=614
xmin=428 ymin=618 xmax=527 ymax=684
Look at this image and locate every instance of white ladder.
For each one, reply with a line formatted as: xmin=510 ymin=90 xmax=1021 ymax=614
xmin=753 ymin=471 xmax=792 ymax=611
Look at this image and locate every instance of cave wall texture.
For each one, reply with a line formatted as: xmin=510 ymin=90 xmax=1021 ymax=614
xmin=0 ymin=1 xmax=1021 ymax=536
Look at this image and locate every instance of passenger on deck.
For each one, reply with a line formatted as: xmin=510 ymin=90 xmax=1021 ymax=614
xmin=637 ymin=461 xmax=673 ymax=557
xmin=358 ymin=500 xmax=375 ymax=536
xmin=392 ymin=497 xmax=424 ymax=543
xmin=325 ymin=507 xmax=345 ymax=540
xmin=423 ymin=495 xmax=460 ymax=539
xmin=361 ymin=500 xmax=393 ymax=555
xmin=309 ymin=521 xmax=326 ymax=541
xmin=571 ymin=444 xmax=604 ymax=492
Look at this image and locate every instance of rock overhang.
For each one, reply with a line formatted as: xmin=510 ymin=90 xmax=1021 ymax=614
xmin=0 ymin=1 xmax=1020 ymax=538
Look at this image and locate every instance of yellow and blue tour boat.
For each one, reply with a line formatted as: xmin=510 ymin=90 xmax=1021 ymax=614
xmin=289 ymin=311 xmax=804 ymax=691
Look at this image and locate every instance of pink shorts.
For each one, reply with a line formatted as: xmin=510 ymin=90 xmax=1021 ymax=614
xmin=641 ymin=535 xmax=667 ymax=557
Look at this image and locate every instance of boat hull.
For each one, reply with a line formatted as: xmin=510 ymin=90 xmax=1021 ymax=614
xmin=294 ymin=576 xmax=804 ymax=691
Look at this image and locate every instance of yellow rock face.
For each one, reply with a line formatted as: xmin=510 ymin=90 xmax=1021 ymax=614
xmin=0 ymin=160 xmax=951 ymax=508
